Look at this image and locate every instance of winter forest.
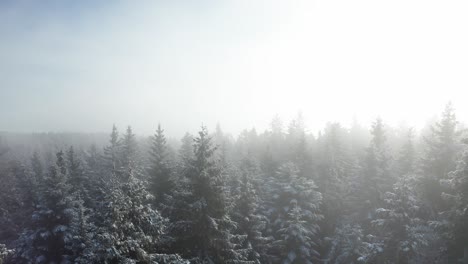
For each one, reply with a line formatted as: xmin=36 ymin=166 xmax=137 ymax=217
xmin=0 ymin=103 xmax=467 ymax=264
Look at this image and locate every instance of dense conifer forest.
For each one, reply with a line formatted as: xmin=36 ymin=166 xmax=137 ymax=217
xmin=0 ymin=103 xmax=467 ymax=263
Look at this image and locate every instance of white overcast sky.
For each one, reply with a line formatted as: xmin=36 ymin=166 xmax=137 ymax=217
xmin=1 ymin=0 xmax=467 ymax=137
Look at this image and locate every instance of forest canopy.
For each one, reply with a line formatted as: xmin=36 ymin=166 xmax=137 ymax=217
xmin=0 ymin=103 xmax=467 ymax=263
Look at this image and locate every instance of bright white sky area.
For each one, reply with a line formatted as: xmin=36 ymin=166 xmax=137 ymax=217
xmin=1 ymin=0 xmax=467 ymax=137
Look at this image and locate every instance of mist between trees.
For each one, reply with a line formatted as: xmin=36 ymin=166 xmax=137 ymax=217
xmin=0 ymin=103 xmax=467 ymax=264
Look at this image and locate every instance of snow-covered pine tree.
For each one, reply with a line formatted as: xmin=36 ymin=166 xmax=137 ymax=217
xmin=422 ymin=102 xmax=459 ymax=179
xmin=149 ymin=124 xmax=173 ymax=206
xmin=370 ymin=174 xmax=437 ymax=263
xmin=316 ymin=123 xmax=351 ymax=236
xmin=121 ymin=125 xmax=138 ymax=173
xmin=422 ymin=102 xmax=461 ymax=213
xmin=169 ymin=126 xmax=249 ymax=263
xmin=13 ymin=151 xmax=75 ymax=263
xmin=361 ymin=118 xmax=393 ymax=216
xmin=99 ymin=170 xmax=168 ymax=262
xmin=324 ymin=223 xmax=366 ymax=264
xmin=267 ymin=162 xmax=323 ymax=263
xmin=232 ymin=156 xmax=271 ymax=263
xmin=67 ymin=146 xmax=87 ymax=196
xmin=103 ymin=124 xmax=122 ymax=181
xmin=0 ymin=159 xmax=34 ymax=247
xmin=441 ymin=139 xmax=468 ymax=263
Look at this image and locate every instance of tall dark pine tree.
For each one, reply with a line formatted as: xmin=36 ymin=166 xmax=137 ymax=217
xmin=362 ymin=118 xmax=392 ymax=212
xmin=232 ymin=157 xmax=271 ymax=263
xmin=442 ymin=139 xmax=468 ymax=263
xmin=149 ymin=124 xmax=173 ymax=205
xmin=317 ymin=123 xmax=350 ymax=236
xmin=170 ymin=126 xmax=246 ymax=263
xmin=423 ymin=102 xmax=459 ymax=178
xmin=103 ymin=124 xmax=122 ymax=179
xmin=121 ymin=125 xmax=138 ymax=174
xmin=422 ymin=102 xmax=460 ymax=213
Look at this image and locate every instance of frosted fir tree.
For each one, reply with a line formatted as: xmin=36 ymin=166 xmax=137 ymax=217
xmin=149 ymin=124 xmax=174 ymax=206
xmin=422 ymin=102 xmax=460 ymax=179
xmin=121 ymin=125 xmax=138 ymax=173
xmin=422 ymin=102 xmax=461 ymax=213
xmin=66 ymin=147 xmax=88 ymax=197
xmin=316 ymin=123 xmax=353 ymax=235
xmin=324 ymin=223 xmax=366 ymax=264
xmin=13 ymin=151 xmax=75 ymax=263
xmin=231 ymin=157 xmax=272 ymax=263
xmin=103 ymin=124 xmax=123 ymax=180
xmin=169 ymin=126 xmax=249 ymax=263
xmin=361 ymin=118 xmax=393 ymax=214
xmin=0 ymin=160 xmax=34 ymax=250
xmin=370 ymin=174 xmax=437 ymax=263
xmin=441 ymin=139 xmax=468 ymax=263
xmin=267 ymin=162 xmax=323 ymax=263
xmin=90 ymin=168 xmax=174 ymax=263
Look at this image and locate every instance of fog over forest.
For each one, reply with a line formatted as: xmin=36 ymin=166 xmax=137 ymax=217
xmin=1 ymin=1 xmax=468 ymax=264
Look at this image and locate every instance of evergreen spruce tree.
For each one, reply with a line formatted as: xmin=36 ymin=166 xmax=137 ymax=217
xmin=267 ymin=162 xmax=323 ymax=263
xmin=67 ymin=146 xmax=86 ymax=195
xmin=423 ymin=102 xmax=459 ymax=178
xmin=362 ymin=118 xmax=393 ymax=213
xmin=371 ymin=174 xmax=435 ymax=263
xmin=149 ymin=124 xmax=173 ymax=205
xmin=317 ymin=123 xmax=351 ymax=236
xmin=121 ymin=125 xmax=138 ymax=173
xmin=13 ymin=151 xmax=75 ymax=263
xmin=103 ymin=124 xmax=122 ymax=179
xmin=442 ymin=139 xmax=468 ymax=263
xmin=96 ymin=169 xmax=168 ymax=263
xmin=324 ymin=223 xmax=366 ymax=264
xmin=232 ymin=157 xmax=271 ymax=263
xmin=170 ymin=126 xmax=247 ymax=263
xmin=422 ymin=102 xmax=461 ymax=213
